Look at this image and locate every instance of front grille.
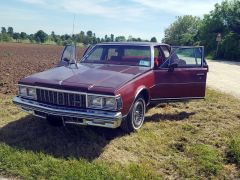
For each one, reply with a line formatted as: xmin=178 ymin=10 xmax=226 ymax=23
xmin=36 ymin=89 xmax=86 ymax=108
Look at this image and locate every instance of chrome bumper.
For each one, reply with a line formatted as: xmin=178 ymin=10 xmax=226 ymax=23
xmin=13 ymin=96 xmax=122 ymax=128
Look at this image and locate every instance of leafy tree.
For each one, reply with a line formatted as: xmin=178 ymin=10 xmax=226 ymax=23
xmin=96 ymin=37 xmax=101 ymax=43
xmin=28 ymin=34 xmax=35 ymax=43
xmin=13 ymin=32 xmax=20 ymax=42
xmin=150 ymin=37 xmax=157 ymax=42
xmin=61 ymin=34 xmax=71 ymax=41
xmin=50 ymin=31 xmax=57 ymax=42
xmin=7 ymin=27 xmax=14 ymax=37
xmin=34 ymin=30 xmax=48 ymax=43
xmin=104 ymin=35 xmax=111 ymax=42
xmin=92 ymin=37 xmax=98 ymax=44
xmin=77 ymin=31 xmax=85 ymax=43
xmin=1 ymin=27 xmax=6 ymax=34
xmin=54 ymin=35 xmax=62 ymax=45
xmin=127 ymin=35 xmax=133 ymax=41
xmin=110 ymin=34 xmax=114 ymax=42
xmin=82 ymin=36 xmax=89 ymax=45
xmin=87 ymin=30 xmax=93 ymax=37
xmin=20 ymin=32 xmax=27 ymax=40
xmin=0 ymin=33 xmax=11 ymax=42
xmin=162 ymin=15 xmax=201 ymax=45
xmin=198 ymin=0 xmax=240 ymax=60
xmin=115 ymin=36 xmax=126 ymax=42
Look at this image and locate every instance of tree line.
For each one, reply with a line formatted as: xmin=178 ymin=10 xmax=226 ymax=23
xmin=162 ymin=0 xmax=240 ymax=61
xmin=0 ymin=27 xmax=157 ymax=46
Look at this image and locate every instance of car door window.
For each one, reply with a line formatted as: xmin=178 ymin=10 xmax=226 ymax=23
xmin=170 ymin=47 xmax=203 ymax=67
xmin=161 ymin=46 xmax=170 ymax=58
xmin=107 ymin=48 xmax=118 ymax=60
xmin=86 ymin=47 xmax=103 ymax=61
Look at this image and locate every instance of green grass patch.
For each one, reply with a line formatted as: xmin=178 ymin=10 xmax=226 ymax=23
xmin=187 ymin=144 xmax=223 ymax=176
xmin=228 ymin=135 xmax=240 ymax=166
xmin=0 ymin=143 xmax=160 ymax=179
xmin=0 ymin=89 xmax=240 ymax=179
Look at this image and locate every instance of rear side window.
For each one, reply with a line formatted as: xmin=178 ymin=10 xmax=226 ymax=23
xmin=124 ymin=48 xmax=151 ymax=57
xmin=170 ymin=47 xmax=203 ymax=67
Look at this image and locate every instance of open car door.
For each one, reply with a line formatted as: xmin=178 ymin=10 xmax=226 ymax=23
xmin=151 ymin=46 xmax=208 ymax=100
xmin=58 ymin=44 xmax=77 ymax=67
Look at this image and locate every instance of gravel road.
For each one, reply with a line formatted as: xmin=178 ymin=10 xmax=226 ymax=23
xmin=207 ymin=60 xmax=240 ymax=98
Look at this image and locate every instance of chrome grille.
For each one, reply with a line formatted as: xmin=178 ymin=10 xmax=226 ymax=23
xmin=36 ymin=89 xmax=86 ymax=108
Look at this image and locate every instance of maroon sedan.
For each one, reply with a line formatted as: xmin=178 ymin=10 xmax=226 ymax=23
xmin=13 ymin=42 xmax=208 ymax=132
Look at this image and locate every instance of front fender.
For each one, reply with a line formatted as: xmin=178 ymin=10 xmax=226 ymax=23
xmin=118 ymin=85 xmax=149 ymax=117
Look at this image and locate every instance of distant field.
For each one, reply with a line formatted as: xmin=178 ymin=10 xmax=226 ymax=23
xmin=0 ymin=43 xmax=84 ymax=94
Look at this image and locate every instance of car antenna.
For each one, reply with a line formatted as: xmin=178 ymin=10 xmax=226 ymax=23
xmin=71 ymin=14 xmax=78 ymax=69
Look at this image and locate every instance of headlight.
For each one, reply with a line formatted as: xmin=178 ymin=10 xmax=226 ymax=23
xmin=19 ymin=86 xmax=27 ymax=96
xmin=18 ymin=85 xmax=37 ymax=99
xmin=27 ymin=88 xmax=36 ymax=98
xmin=87 ymin=95 xmax=122 ymax=110
xmin=103 ymin=97 xmax=116 ymax=108
xmin=88 ymin=95 xmax=103 ymax=108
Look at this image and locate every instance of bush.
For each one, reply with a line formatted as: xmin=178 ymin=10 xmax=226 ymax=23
xmin=219 ymin=32 xmax=240 ymax=61
xmin=0 ymin=33 xmax=11 ymax=42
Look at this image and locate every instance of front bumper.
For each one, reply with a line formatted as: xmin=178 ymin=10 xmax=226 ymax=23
xmin=13 ymin=96 xmax=122 ymax=128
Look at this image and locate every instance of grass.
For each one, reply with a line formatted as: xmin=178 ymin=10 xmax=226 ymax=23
xmin=0 ymin=144 xmax=158 ymax=179
xmin=187 ymin=144 xmax=223 ymax=176
xmin=0 ymin=89 xmax=240 ymax=179
xmin=228 ymin=135 xmax=240 ymax=166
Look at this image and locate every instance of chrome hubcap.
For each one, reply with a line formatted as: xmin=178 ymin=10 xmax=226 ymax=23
xmin=132 ymin=100 xmax=144 ymax=128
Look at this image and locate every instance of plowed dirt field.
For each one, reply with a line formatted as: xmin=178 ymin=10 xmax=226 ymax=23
xmin=0 ymin=43 xmax=84 ymax=94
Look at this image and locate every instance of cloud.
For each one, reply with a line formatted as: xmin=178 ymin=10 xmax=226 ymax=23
xmin=132 ymin=0 xmax=222 ymax=16
xmin=21 ymin=0 xmax=45 ymax=5
xmin=20 ymin=0 xmax=147 ymax=21
xmin=0 ymin=6 xmax=43 ymax=21
xmin=62 ymin=0 xmax=145 ymax=20
xmin=19 ymin=0 xmax=223 ymax=21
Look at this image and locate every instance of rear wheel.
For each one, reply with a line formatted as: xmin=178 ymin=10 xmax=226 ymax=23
xmin=121 ymin=96 xmax=146 ymax=133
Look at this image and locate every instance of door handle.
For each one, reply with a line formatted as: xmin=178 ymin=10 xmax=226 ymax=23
xmin=196 ymin=73 xmax=205 ymax=76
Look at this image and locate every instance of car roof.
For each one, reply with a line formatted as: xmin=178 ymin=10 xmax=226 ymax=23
xmin=97 ymin=42 xmax=169 ymax=47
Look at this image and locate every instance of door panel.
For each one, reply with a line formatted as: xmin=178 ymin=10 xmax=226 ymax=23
xmin=150 ymin=46 xmax=207 ymax=100
xmin=151 ymin=68 xmax=207 ymax=99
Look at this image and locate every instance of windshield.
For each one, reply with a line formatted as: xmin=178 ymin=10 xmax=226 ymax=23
xmin=81 ymin=45 xmax=151 ymax=67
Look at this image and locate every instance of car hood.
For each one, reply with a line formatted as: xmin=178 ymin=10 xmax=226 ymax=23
xmin=20 ymin=63 xmax=150 ymax=95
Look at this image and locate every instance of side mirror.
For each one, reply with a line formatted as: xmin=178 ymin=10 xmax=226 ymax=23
xmin=63 ymin=57 xmax=70 ymax=62
xmin=58 ymin=44 xmax=76 ymax=67
xmin=168 ymin=62 xmax=178 ymax=72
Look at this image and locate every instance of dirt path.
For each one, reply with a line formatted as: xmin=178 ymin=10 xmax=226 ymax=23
xmin=207 ymin=60 xmax=240 ymax=98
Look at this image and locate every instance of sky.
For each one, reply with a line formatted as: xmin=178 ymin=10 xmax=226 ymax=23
xmin=0 ymin=0 xmax=223 ymax=41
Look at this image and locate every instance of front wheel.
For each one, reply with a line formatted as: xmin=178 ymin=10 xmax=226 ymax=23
xmin=121 ymin=96 xmax=146 ymax=133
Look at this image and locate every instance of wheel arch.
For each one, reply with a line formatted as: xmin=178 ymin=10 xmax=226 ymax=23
xmin=135 ymin=86 xmax=150 ymax=106
xmin=121 ymin=86 xmax=150 ymax=132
